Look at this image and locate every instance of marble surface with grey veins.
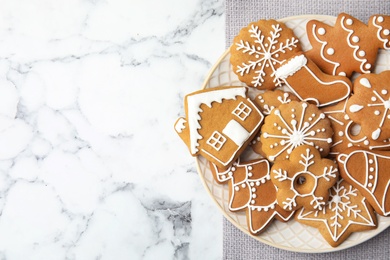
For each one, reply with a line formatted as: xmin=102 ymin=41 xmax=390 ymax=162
xmin=0 ymin=0 xmax=225 ymax=259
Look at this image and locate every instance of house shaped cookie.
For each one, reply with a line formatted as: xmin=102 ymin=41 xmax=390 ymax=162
xmin=175 ymin=86 xmax=264 ymax=169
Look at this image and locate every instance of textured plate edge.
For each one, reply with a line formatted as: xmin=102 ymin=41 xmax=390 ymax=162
xmin=196 ymin=14 xmax=390 ymax=253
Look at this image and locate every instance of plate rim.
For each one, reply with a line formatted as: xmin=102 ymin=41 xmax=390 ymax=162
xmin=196 ymin=14 xmax=390 ymax=253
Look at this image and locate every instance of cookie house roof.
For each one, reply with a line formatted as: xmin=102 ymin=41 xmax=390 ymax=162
xmin=186 ymin=86 xmax=247 ymax=154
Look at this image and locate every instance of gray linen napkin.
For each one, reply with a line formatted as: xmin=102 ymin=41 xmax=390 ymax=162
xmin=224 ymin=1 xmax=390 ymax=259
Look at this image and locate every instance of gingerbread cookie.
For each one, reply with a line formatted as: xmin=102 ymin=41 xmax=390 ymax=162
xmin=211 ymin=158 xmax=294 ymax=234
xmin=338 ymin=148 xmax=390 ymax=216
xmin=306 ymin=13 xmax=390 ymax=77
xmin=346 ymin=71 xmax=390 ymax=142
xmin=174 ymin=86 xmax=264 ymax=169
xmin=253 ymin=89 xmax=299 ymax=115
xmin=321 ymin=99 xmax=390 ymax=157
xmin=271 ymin=145 xmax=338 ymax=211
xmin=230 ymin=19 xmax=301 ymax=90
xmin=296 ymin=179 xmax=377 ymax=247
xmin=260 ymin=101 xmax=333 ymax=162
xmin=274 ymin=53 xmax=352 ymax=107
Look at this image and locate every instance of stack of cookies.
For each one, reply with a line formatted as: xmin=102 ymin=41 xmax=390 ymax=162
xmin=174 ymin=13 xmax=390 ymax=247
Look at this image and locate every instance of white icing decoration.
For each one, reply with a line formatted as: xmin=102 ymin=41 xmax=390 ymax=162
xmin=274 ymin=54 xmax=307 ymax=79
xmin=213 ymin=159 xmax=295 ymax=233
xmin=318 ymin=27 xmax=326 ymax=35
xmin=222 ymin=119 xmax=250 ymax=146
xmin=349 ymin=104 xmax=364 ymax=113
xmin=352 ymin=36 xmax=360 ymax=43
xmin=337 ymin=149 xmax=390 ymax=216
xmin=346 ymin=18 xmax=353 ymax=25
xmin=360 ymin=78 xmax=371 ymax=88
xmin=340 ymin=16 xmax=370 ymax=73
xmin=339 ymin=72 xmax=346 ymax=76
xmin=372 ymin=128 xmax=381 ymax=140
xmin=263 ymin=103 xmax=332 ymax=160
xmin=186 ymin=87 xmax=247 ymax=154
xmin=235 ymin=23 xmax=299 ymax=87
xmin=272 ymin=148 xmax=337 ymax=211
xmin=296 ymin=179 xmax=376 ymax=242
xmin=372 ymin=16 xmax=390 ymax=50
xmin=327 ymin=48 xmax=335 ymax=55
xmin=310 ymin=24 xmax=340 ymax=75
xmin=175 ymin=118 xmax=186 ymax=133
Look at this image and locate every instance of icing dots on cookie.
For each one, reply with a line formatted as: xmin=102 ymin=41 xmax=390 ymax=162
xmin=260 ymin=101 xmax=333 ymax=162
xmin=306 ymin=13 xmax=390 ymax=77
xmin=253 ymin=89 xmax=299 ymax=115
xmin=210 ymin=158 xmax=295 ymax=234
xmin=346 ymin=71 xmax=390 ymax=142
xmin=337 ymin=148 xmax=390 ymax=217
xmin=230 ymin=19 xmax=301 ymax=90
xmin=270 ymin=145 xmax=338 ymax=211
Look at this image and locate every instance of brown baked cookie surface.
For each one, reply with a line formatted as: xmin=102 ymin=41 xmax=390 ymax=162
xmin=230 ymin=19 xmax=301 ymax=90
xmin=295 ymin=179 xmax=377 ymax=247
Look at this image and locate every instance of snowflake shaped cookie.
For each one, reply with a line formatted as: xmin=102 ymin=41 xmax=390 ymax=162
xmin=230 ymin=19 xmax=301 ymax=90
xmin=210 ymin=159 xmax=294 ymax=234
xmin=296 ymin=179 xmax=377 ymax=247
xmin=271 ymin=145 xmax=338 ymax=211
xmin=260 ymin=101 xmax=333 ymax=162
xmin=346 ymin=71 xmax=390 ymax=142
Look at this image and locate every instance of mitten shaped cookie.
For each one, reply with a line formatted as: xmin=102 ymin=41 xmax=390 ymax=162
xmin=230 ymin=19 xmax=301 ymax=90
xmin=174 ymin=86 xmax=264 ymax=170
xmin=346 ymin=71 xmax=390 ymax=142
xmin=274 ymin=53 xmax=351 ymax=107
xmin=306 ymin=13 xmax=390 ymax=77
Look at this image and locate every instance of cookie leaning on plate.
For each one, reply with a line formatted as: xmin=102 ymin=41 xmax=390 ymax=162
xmin=174 ymin=86 xmax=264 ymax=170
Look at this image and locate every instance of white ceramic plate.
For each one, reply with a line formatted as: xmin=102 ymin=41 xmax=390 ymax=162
xmin=196 ymin=15 xmax=390 ymax=253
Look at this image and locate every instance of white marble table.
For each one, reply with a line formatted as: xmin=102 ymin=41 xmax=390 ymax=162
xmin=0 ymin=0 xmax=225 ymax=259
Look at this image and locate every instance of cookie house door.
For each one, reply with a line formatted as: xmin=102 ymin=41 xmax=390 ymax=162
xmin=222 ymin=119 xmax=250 ymax=146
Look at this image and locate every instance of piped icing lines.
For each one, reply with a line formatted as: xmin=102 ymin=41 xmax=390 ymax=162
xmin=295 ymin=179 xmax=377 ymax=247
xmin=230 ymin=19 xmax=301 ymax=90
xmin=337 ymin=148 xmax=390 ymax=216
xmin=370 ymin=15 xmax=390 ymax=50
xmin=253 ymin=89 xmax=299 ymax=115
xmin=339 ymin=15 xmax=371 ymax=73
xmin=175 ymin=86 xmax=264 ymax=170
xmin=271 ymin=145 xmax=338 ymax=211
xmin=306 ymin=13 xmax=389 ymax=77
xmin=307 ymin=23 xmax=341 ymax=75
xmin=211 ymin=158 xmax=294 ymax=234
xmin=260 ymin=101 xmax=333 ymax=162
xmin=346 ymin=71 xmax=390 ymax=142
xmin=274 ymin=53 xmax=352 ymax=107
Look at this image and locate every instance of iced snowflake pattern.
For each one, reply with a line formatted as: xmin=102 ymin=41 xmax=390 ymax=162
xmin=272 ymin=147 xmax=338 ymax=211
xmin=297 ymin=179 xmax=377 ymax=243
xmin=235 ymin=23 xmax=299 ymax=88
xmin=262 ymin=102 xmax=333 ymax=161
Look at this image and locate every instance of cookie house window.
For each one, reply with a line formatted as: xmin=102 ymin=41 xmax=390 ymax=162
xmin=232 ymin=102 xmax=252 ymax=121
xmin=206 ymin=131 xmax=226 ymax=151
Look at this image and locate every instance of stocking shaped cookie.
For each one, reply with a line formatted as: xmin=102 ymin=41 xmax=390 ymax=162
xmin=274 ymin=53 xmax=352 ymax=107
xmin=210 ymin=159 xmax=294 ymax=234
xmin=306 ymin=13 xmax=390 ymax=77
xmin=174 ymin=86 xmax=264 ymax=170
xmin=321 ymin=99 xmax=390 ymax=157
xmin=338 ymin=148 xmax=390 ymax=216
xmin=346 ymin=71 xmax=390 ymax=142
xmin=296 ymin=179 xmax=377 ymax=247
xmin=271 ymin=145 xmax=338 ymax=211
xmin=230 ymin=19 xmax=301 ymax=90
